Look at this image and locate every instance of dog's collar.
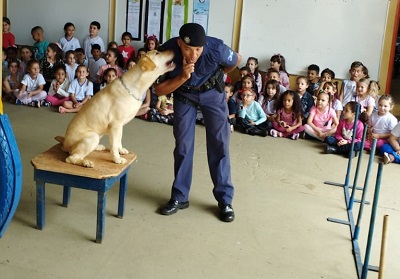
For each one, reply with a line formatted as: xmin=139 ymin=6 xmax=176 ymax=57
xmin=119 ymin=78 xmax=141 ymax=101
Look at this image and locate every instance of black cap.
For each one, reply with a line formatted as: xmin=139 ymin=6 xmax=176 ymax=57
xmin=179 ymin=23 xmax=206 ymax=47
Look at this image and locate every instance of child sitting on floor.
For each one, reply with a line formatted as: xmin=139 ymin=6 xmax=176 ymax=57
xmin=44 ymin=64 xmax=70 ymax=107
xmin=14 ymin=59 xmax=47 ymax=107
xmin=381 ymin=121 xmax=400 ymax=165
xmin=363 ymin=95 xmax=398 ymax=152
xmin=59 ymin=65 xmax=93 ymax=113
xmin=270 ymin=90 xmax=304 ymax=140
xmin=259 ymin=79 xmax=280 ymax=132
xmin=304 ymin=91 xmax=339 ymax=141
xmin=149 ymin=93 xmax=174 ymax=124
xmin=325 ymin=101 xmax=365 ymax=158
xmin=236 ymin=88 xmax=268 ymax=137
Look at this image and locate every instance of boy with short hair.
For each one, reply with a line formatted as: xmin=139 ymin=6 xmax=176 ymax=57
xmin=82 ymin=21 xmax=105 ymax=59
xmin=31 ymin=26 xmax=49 ymax=60
xmin=266 ymin=68 xmax=286 ymax=94
xmin=225 ymin=83 xmax=237 ymax=132
xmin=306 ymin=64 xmax=320 ymax=95
xmin=234 ymin=66 xmax=251 ymax=92
xmin=339 ymin=61 xmax=365 ymax=107
xmin=74 ymin=48 xmax=88 ymax=67
xmin=88 ymin=44 xmax=106 ymax=93
xmin=320 ymin=68 xmax=335 ymax=82
xmin=296 ymin=76 xmax=314 ymax=125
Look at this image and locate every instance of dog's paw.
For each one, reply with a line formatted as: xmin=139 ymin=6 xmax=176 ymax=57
xmin=83 ymin=160 xmax=95 ymax=168
xmin=96 ymin=144 xmax=107 ymax=151
xmin=114 ymin=157 xmax=127 ymax=164
xmin=65 ymin=156 xmax=94 ymax=168
xmin=119 ymin=148 xmax=129 ymax=155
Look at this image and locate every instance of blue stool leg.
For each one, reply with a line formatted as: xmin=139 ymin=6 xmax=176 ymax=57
xmin=118 ymin=174 xmax=127 ymax=218
xmin=62 ymin=186 xmax=71 ymax=207
xmin=96 ymin=191 xmax=106 ymax=243
xmin=36 ymin=181 xmax=45 ymax=230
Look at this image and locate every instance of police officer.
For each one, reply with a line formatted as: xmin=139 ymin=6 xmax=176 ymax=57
xmin=155 ymin=23 xmax=242 ymax=222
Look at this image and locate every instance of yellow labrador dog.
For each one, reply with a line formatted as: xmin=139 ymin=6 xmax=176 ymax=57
xmin=55 ymin=50 xmax=175 ymax=167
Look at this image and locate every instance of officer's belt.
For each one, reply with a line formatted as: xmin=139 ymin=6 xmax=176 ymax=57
xmin=179 ymin=84 xmax=208 ymax=93
xmin=174 ymin=92 xmax=199 ymax=108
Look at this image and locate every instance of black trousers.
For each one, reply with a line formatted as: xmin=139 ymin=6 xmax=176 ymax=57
xmin=237 ymin=118 xmax=268 ymax=135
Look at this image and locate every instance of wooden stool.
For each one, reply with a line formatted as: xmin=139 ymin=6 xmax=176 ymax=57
xmin=31 ymin=144 xmax=137 ymax=243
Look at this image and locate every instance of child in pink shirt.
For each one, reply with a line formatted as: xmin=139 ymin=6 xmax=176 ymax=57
xmin=304 ymin=91 xmax=339 ymax=141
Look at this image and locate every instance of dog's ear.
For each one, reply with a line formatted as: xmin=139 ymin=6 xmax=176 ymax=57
xmin=139 ymin=54 xmax=157 ymax=72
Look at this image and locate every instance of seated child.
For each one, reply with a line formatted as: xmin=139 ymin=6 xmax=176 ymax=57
xmin=368 ymin=80 xmax=381 ymax=113
xmin=264 ymin=68 xmax=286 ymax=94
xmin=266 ymin=54 xmax=290 ymax=89
xmin=259 ymin=79 xmax=280 ymax=132
xmin=64 ymin=50 xmax=79 ymax=82
xmin=74 ymin=47 xmax=88 ymax=66
xmin=234 ymin=66 xmax=251 ymax=93
xmin=363 ymin=95 xmax=398 ymax=151
xmin=149 ymin=93 xmax=174 ymax=124
xmin=318 ymin=81 xmax=343 ymax=119
xmin=44 ymin=64 xmax=71 ymax=107
xmin=39 ymin=43 xmax=64 ymax=92
xmin=236 ymin=88 xmax=267 ymax=137
xmin=2 ymin=59 xmax=22 ymax=103
xmin=353 ymin=78 xmax=375 ymax=116
xmin=14 ymin=59 xmax=47 ymax=107
xmin=381 ymin=121 xmax=400 ymax=165
xmin=99 ymin=68 xmax=118 ymax=90
xmin=225 ymin=83 xmax=237 ymax=132
xmin=270 ymin=90 xmax=304 ymax=140
xmin=88 ymin=44 xmax=106 ymax=93
xmin=59 ymin=65 xmax=93 ymax=113
xmin=18 ymin=45 xmax=33 ymax=76
xmin=325 ymin=101 xmax=365 ymax=158
xmin=118 ymin=31 xmax=135 ymax=68
xmin=296 ymin=76 xmax=315 ymax=125
xmin=306 ymin=64 xmax=320 ymax=95
xmin=246 ymin=57 xmax=262 ymax=94
xmin=232 ymin=74 xmax=258 ymax=102
xmin=136 ymin=88 xmax=151 ymax=118
xmin=304 ymin=91 xmax=339 ymax=141
xmin=339 ymin=61 xmax=365 ymax=107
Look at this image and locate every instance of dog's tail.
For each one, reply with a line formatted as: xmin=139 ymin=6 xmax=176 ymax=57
xmin=55 ymin=136 xmax=65 ymax=144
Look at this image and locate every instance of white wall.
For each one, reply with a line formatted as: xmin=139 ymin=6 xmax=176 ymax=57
xmin=239 ymin=0 xmax=389 ymax=80
xmin=7 ymin=0 xmax=388 ymax=80
xmin=8 ymin=0 xmax=110 ymax=48
xmin=8 ymin=0 xmax=236 ymax=55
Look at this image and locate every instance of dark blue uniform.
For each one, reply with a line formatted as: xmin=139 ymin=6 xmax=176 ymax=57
xmin=161 ymin=36 xmax=239 ymax=205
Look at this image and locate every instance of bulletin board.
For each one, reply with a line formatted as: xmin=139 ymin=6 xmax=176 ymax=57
xmin=126 ymin=0 xmax=143 ymax=40
xmin=238 ymin=0 xmax=390 ymax=80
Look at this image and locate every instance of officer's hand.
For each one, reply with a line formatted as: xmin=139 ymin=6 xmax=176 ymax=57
xmin=181 ymin=57 xmax=195 ymax=80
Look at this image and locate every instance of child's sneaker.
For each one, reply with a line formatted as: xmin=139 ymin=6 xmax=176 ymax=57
xmin=270 ymin=129 xmax=278 ymax=137
xmin=291 ymin=133 xmax=299 ymax=140
xmin=30 ymin=101 xmax=41 ymax=108
xmin=15 ymin=99 xmax=23 ymax=105
xmin=42 ymin=100 xmax=52 ymax=107
xmin=383 ymin=152 xmax=392 ymax=165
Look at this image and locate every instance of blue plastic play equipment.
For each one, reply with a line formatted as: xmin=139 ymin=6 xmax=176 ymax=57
xmin=0 ymin=114 xmax=22 ymax=237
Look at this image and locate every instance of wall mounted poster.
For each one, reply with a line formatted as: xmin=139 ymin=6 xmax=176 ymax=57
xmin=144 ymin=0 xmax=165 ymax=43
xmin=166 ymin=0 xmax=188 ymax=40
xmin=126 ymin=0 xmax=143 ymax=40
xmin=193 ymin=0 xmax=210 ymax=34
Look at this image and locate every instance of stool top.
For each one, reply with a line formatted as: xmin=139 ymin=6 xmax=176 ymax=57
xmin=31 ymin=144 xmax=137 ymax=179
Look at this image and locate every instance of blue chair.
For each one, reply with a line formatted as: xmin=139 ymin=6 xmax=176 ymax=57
xmin=0 ymin=114 xmax=22 ymax=237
